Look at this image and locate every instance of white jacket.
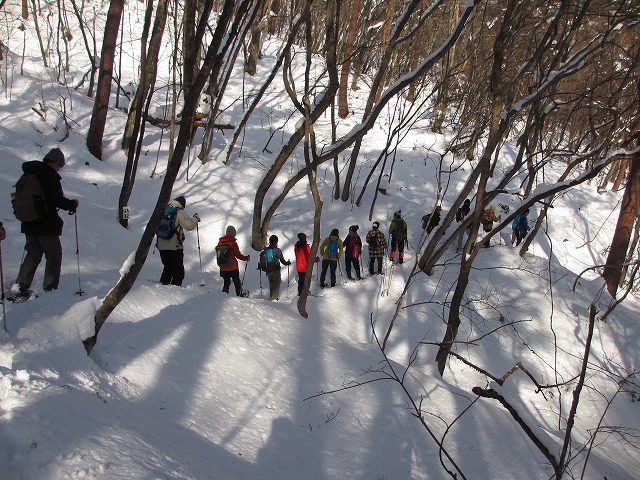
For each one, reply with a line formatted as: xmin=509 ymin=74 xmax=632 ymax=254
xmin=156 ymin=200 xmax=199 ymax=250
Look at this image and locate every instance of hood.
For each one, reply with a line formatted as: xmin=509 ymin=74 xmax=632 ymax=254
xmin=22 ymin=160 xmax=51 ymax=176
xmin=218 ymin=234 xmax=237 ymax=244
xmin=168 ymin=199 xmax=183 ymax=209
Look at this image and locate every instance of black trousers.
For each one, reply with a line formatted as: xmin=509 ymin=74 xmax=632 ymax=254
xmin=220 ymin=269 xmax=242 ymax=296
xmin=159 ymin=249 xmax=185 ymax=286
xmin=320 ymin=259 xmax=337 ymax=286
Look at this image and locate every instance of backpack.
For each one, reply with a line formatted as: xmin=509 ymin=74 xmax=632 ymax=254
xmin=455 ymin=208 xmax=463 ymax=223
xmin=511 ymin=217 xmax=520 ymax=230
xmin=422 ymin=215 xmax=429 ymax=230
xmin=156 ymin=205 xmax=180 ymax=239
xmin=259 ymin=247 xmax=277 ymax=272
xmin=348 ymin=238 xmax=360 ymax=258
xmin=394 ymin=219 xmax=407 ymax=240
xmin=481 ymin=210 xmax=492 ymax=226
xmin=215 ymin=242 xmax=233 ymax=267
xmin=327 ymin=238 xmax=339 ymax=258
xmin=11 ymin=173 xmax=49 ymax=222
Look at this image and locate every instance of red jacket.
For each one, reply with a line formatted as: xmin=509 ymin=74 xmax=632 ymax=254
xmin=294 ymin=241 xmax=311 ymax=273
xmin=217 ymin=235 xmax=249 ymax=271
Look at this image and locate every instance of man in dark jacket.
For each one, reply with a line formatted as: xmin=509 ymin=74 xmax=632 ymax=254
xmin=389 ymin=210 xmax=408 ymax=264
xmin=343 ymin=225 xmax=363 ymax=280
xmin=13 ymin=148 xmax=79 ymax=299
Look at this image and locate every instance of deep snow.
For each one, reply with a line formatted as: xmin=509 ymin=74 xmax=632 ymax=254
xmin=1 ymin=5 xmax=639 ymax=479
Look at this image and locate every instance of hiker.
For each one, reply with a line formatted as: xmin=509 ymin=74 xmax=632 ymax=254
xmin=513 ymin=209 xmax=531 ymax=246
xmin=156 ymin=196 xmax=200 ymax=286
xmin=319 ymin=228 xmax=343 ymax=287
xmin=260 ymin=235 xmax=291 ymax=301
xmin=11 ymin=148 xmax=79 ymax=300
xmin=480 ymin=205 xmax=501 ymax=247
xmin=455 ymin=199 xmax=472 ymax=253
xmin=294 ymin=232 xmax=311 ymax=296
xmin=366 ymin=221 xmax=387 ymax=275
xmin=216 ymin=225 xmax=250 ymax=296
xmin=389 ymin=210 xmax=408 ymax=264
xmin=343 ymin=225 xmax=363 ymax=280
xmin=422 ymin=206 xmax=441 ymax=235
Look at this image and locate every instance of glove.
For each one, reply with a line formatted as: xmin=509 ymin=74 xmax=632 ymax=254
xmin=286 ymin=261 xmax=291 ymax=266
xmin=314 ymin=256 xmax=320 ymax=263
xmin=193 ymin=213 xmax=201 ymax=222
xmin=246 ymin=254 xmax=251 ymax=261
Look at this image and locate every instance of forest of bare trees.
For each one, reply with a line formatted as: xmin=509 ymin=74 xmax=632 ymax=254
xmin=1 ymin=1 xmax=639 ymax=478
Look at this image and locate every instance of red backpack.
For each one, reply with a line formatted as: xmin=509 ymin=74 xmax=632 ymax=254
xmin=349 ymin=238 xmax=360 ymax=258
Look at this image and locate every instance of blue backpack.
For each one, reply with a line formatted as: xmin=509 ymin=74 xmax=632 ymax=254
xmin=259 ymin=247 xmax=277 ymax=272
xmin=327 ymin=238 xmax=338 ymax=258
xmin=511 ymin=217 xmax=520 ymax=230
xmin=156 ymin=205 xmax=181 ymax=239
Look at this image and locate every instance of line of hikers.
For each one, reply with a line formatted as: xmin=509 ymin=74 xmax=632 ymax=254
xmin=157 ymin=197 xmax=532 ymax=301
xmin=6 ymin=149 xmax=531 ymax=304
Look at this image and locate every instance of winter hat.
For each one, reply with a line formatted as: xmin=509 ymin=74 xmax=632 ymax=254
xmin=330 ymin=228 xmax=339 ymax=237
xmin=174 ymin=196 xmax=186 ymax=208
xmin=349 ymin=225 xmax=359 ymax=232
xmin=226 ymin=225 xmax=236 ymax=237
xmin=463 ymin=199 xmax=471 ymax=205
xmin=43 ymin=147 xmax=65 ymax=165
xmin=372 ymin=221 xmax=380 ymax=230
xmin=394 ymin=210 xmax=401 ymax=218
xmin=297 ymin=233 xmax=307 ymax=242
xmin=269 ymin=234 xmax=278 ymax=246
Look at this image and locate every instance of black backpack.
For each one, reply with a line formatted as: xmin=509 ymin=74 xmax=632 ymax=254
xmin=156 ymin=205 xmax=181 ymax=239
xmin=12 ymin=173 xmax=49 ymax=222
xmin=369 ymin=233 xmax=379 ymax=249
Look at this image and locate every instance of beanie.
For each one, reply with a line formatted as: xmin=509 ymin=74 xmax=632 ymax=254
xmin=297 ymin=233 xmax=306 ymax=242
xmin=43 ymin=148 xmax=65 ymax=165
xmin=349 ymin=225 xmax=359 ymax=232
xmin=226 ymin=225 xmax=236 ymax=237
xmin=330 ymin=228 xmax=339 ymax=237
xmin=372 ymin=221 xmax=380 ymax=230
xmin=394 ymin=210 xmax=401 ymax=218
xmin=174 ymin=196 xmax=186 ymax=208
xmin=269 ymin=234 xmax=278 ymax=245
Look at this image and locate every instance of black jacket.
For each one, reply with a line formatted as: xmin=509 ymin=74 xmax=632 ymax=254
xmin=20 ymin=161 xmax=77 ymax=236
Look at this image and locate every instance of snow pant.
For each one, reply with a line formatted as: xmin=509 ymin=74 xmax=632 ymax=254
xmin=390 ymin=236 xmax=405 ymax=263
xmin=297 ymin=272 xmax=306 ymax=295
xmin=456 ymin=227 xmax=471 ymax=252
xmin=267 ymin=270 xmax=282 ymax=301
xmin=17 ymin=234 xmax=62 ymax=291
xmin=320 ymin=259 xmax=337 ymax=287
xmin=344 ymin=255 xmax=361 ymax=279
xmin=220 ymin=269 xmax=242 ymax=296
xmin=369 ymin=256 xmax=383 ymax=275
xmin=159 ymin=249 xmax=185 ymax=286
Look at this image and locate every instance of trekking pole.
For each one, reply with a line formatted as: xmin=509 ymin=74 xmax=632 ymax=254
xmin=337 ymin=260 xmax=344 ymax=284
xmin=240 ymin=260 xmax=248 ymax=296
xmin=259 ymin=268 xmax=263 ymax=297
xmin=196 ymin=223 xmax=204 ymax=286
xmin=0 ymin=223 xmax=7 ymax=332
xmin=74 ymin=214 xmax=85 ymax=296
xmin=287 ymin=263 xmax=290 ymax=287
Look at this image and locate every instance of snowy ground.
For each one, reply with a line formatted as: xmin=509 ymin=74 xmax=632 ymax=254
xmin=1 ymin=7 xmax=639 ymax=480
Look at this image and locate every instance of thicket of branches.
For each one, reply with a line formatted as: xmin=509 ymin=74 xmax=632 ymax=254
xmin=1 ymin=1 xmax=639 ymax=478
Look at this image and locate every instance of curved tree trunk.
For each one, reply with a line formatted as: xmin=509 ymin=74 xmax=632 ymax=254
xmin=84 ymin=0 xmax=256 ymax=354
xmin=603 ymin=153 xmax=640 ymax=297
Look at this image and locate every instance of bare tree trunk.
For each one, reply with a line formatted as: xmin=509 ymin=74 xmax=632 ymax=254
xmin=118 ymin=0 xmax=169 ymax=227
xmin=603 ymin=154 xmax=640 ymax=297
xmin=84 ymin=0 xmax=256 ymax=353
xmin=30 ymin=0 xmax=48 ymax=67
xmin=338 ymin=0 xmax=360 ymax=118
xmin=86 ymin=0 xmax=124 ymax=160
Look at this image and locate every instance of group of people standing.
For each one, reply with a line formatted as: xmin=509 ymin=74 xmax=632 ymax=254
xmin=7 ymin=148 xmax=531 ymax=305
